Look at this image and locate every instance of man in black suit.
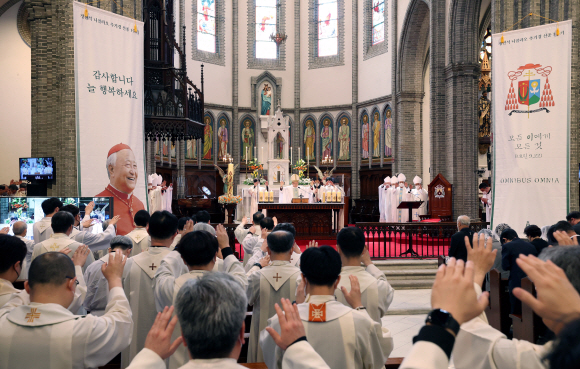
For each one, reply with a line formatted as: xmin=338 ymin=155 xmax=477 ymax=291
xmin=448 ymin=215 xmax=474 ymax=262
xmin=501 ymin=228 xmax=539 ymax=314
xmin=566 ymin=211 xmax=580 ymax=235
xmin=524 ymin=224 xmax=549 ymax=254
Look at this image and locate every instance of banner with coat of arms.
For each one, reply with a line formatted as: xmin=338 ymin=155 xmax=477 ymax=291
xmin=492 ymin=21 xmax=571 ymax=234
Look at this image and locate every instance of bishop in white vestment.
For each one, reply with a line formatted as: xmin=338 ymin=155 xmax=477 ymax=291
xmin=246 ymin=231 xmax=301 ymax=363
xmin=410 ymin=176 xmax=428 ymax=221
xmin=378 ymin=177 xmax=390 ymax=222
xmin=279 ymin=175 xmax=311 ymax=204
xmin=384 ymin=177 xmax=398 ymax=222
xmin=391 ymin=173 xmax=413 ymax=223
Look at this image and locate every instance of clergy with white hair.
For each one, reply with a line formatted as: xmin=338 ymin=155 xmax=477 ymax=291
xmin=411 ymin=176 xmax=428 ymax=221
xmin=260 ymin=246 xmax=393 ymax=369
xmin=121 ymin=210 xmax=177 ymax=368
xmin=247 ymin=230 xmax=301 ymax=363
xmin=390 ymin=173 xmax=413 ymax=223
xmin=378 ymin=177 xmax=391 ymax=222
xmin=0 ymin=251 xmax=132 ymax=369
xmin=12 ymin=221 xmax=34 ymax=280
xmin=280 ymin=174 xmax=312 ymax=204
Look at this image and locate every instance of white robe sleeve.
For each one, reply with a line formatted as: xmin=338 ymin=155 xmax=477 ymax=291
xmin=74 ymin=226 xmax=116 ymax=252
xmin=68 ymin=265 xmax=88 ymax=313
xmin=282 ymin=341 xmax=330 ymax=369
xmin=222 ymin=254 xmax=249 ymax=291
xmin=125 ymin=348 xmax=166 ymax=369
xmin=153 ymin=260 xmax=176 ymax=312
xmin=246 ymin=269 xmax=261 ymax=306
xmin=234 ymin=223 xmax=249 ymax=243
xmin=365 ymin=264 xmax=395 ymax=315
xmin=399 ymin=341 xmax=450 ymax=369
xmin=245 ymin=247 xmax=266 ymax=272
xmin=242 ymin=234 xmax=261 ymax=255
xmin=83 ymin=286 xmax=134 ymax=368
xmin=354 ymin=310 xmax=394 ymax=368
xmin=83 ymin=262 xmax=109 ymax=312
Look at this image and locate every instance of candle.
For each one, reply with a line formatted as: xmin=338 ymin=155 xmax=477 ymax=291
xmin=254 ymin=146 xmax=256 ymax=160
xmin=307 ymin=147 xmax=309 ymax=162
xmin=245 ymin=147 xmax=248 ymax=164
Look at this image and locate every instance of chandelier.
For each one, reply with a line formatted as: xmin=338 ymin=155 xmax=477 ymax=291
xmin=270 ymin=33 xmax=287 ymax=45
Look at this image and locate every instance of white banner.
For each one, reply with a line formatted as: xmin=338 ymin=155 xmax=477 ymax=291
xmin=492 ymin=21 xmax=571 ymax=234
xmin=74 ymin=2 xmax=146 ymax=235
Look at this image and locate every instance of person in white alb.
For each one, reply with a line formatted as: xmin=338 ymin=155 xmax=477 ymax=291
xmin=149 ymin=175 xmax=164 ymax=214
xmin=234 ymin=212 xmax=264 ymax=265
xmin=279 ymin=174 xmax=311 ymax=204
xmin=410 ymin=176 xmax=428 ymax=221
xmin=384 ymin=177 xmax=398 ymax=222
xmin=378 ymin=177 xmax=391 ymax=222
xmin=248 ymin=178 xmax=265 ymax=214
xmin=0 ymin=249 xmax=132 ymax=369
xmin=126 ymin=274 xmax=331 ymax=369
xmin=121 ymin=210 xmax=177 ymax=368
xmin=60 ymin=204 xmax=119 ymax=252
xmin=31 ymin=211 xmax=95 ymax=272
xmin=33 ymin=197 xmax=63 ymax=243
xmin=260 ymin=246 xmax=393 ymax=369
xmin=246 ymin=230 xmax=301 ymax=363
xmin=12 ymin=221 xmax=35 ymax=280
xmin=83 ymin=236 xmax=134 ymax=315
xmin=155 ymin=228 xmax=247 ymax=369
xmin=333 ymin=227 xmax=394 ymax=323
xmin=0 ymin=235 xmax=28 ymax=307
xmin=245 ymin=223 xmax=302 ymax=273
xmin=242 ymin=216 xmax=275 ymax=266
xmin=479 ymin=183 xmax=492 ymax=224
xmin=126 ymin=210 xmax=152 ymax=255
xmin=391 ymin=173 xmax=413 ymax=223
xmin=169 ymin=217 xmax=192 ymax=250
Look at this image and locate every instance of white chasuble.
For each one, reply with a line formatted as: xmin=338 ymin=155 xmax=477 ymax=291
xmin=247 ymin=261 xmax=300 ymax=363
xmin=391 ymin=187 xmax=413 ymax=223
xmin=33 ymin=217 xmax=53 ymax=243
xmin=127 ymin=228 xmax=151 ymax=255
xmin=0 ymin=287 xmax=132 ymax=369
xmin=410 ymin=188 xmax=428 ymax=221
xmin=70 ymin=225 xmax=116 ymax=252
xmin=334 ymin=265 xmax=394 ymax=324
xmin=378 ymin=185 xmax=387 ymax=222
xmin=148 ymin=187 xmax=163 ymax=214
xmin=122 ymin=247 xmax=171 ymax=368
xmin=0 ymin=278 xmax=19 ymax=308
xmin=31 ymin=233 xmax=95 ymax=272
xmin=260 ymin=295 xmax=393 ymax=369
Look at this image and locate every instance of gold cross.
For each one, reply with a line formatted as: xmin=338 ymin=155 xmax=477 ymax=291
xmin=273 ymin=273 xmax=281 ymax=282
xmin=26 ymin=308 xmax=41 ymax=323
xmin=48 ymin=243 xmax=60 ymax=251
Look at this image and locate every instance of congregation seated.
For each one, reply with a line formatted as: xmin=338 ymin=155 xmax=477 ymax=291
xmin=83 ymin=236 xmax=134 ymax=315
xmin=126 ymin=210 xmax=152 ymax=254
xmin=260 ymin=246 xmax=393 ymax=369
xmin=246 ymin=230 xmax=301 ymax=362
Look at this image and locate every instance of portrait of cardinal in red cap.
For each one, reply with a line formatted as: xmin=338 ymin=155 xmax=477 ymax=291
xmin=96 ymin=143 xmax=145 ymax=235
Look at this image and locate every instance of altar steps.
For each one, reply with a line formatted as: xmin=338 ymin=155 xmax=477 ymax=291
xmin=374 ymin=259 xmax=437 ymax=290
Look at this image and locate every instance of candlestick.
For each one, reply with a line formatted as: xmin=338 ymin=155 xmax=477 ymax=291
xmin=246 ymin=147 xmax=248 ymax=164
xmin=254 ymin=146 xmax=256 ymax=160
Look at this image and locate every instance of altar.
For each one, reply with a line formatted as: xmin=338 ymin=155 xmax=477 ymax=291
xmin=258 ymin=203 xmax=344 ymax=238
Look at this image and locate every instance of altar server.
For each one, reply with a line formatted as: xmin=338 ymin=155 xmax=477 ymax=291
xmin=0 ymin=250 xmax=132 ymax=369
xmin=33 ymin=197 xmax=63 ymax=243
xmin=279 ymin=174 xmax=311 ymax=203
xmin=126 ymin=210 xmax=151 ymax=255
xmin=12 ymin=221 xmax=34 ymax=280
xmin=248 ymin=178 xmax=265 ymax=214
xmin=121 ymin=210 xmax=177 ymax=368
xmin=411 ymin=176 xmax=428 ymax=221
xmin=391 ymin=173 xmax=413 ymax=223
xmin=334 ymin=227 xmax=394 ymax=323
xmin=247 ymin=230 xmax=301 ymax=362
xmin=158 ymin=228 xmax=247 ymax=369
xmin=60 ymin=204 xmax=119 ymax=252
xmin=31 ymin=211 xmax=95 ymax=272
xmin=379 ymin=177 xmax=390 ymax=222
xmin=83 ymin=236 xmax=133 ymax=315
xmin=260 ymin=246 xmax=393 ymax=369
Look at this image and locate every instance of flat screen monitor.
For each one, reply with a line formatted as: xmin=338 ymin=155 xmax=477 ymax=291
xmin=19 ymin=157 xmax=55 ymax=180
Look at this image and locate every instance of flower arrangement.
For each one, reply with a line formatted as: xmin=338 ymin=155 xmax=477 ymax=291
xmin=293 ymin=159 xmax=308 ymax=178
xmin=247 ymin=159 xmax=263 ymax=178
xmin=218 ymin=194 xmax=243 ymax=204
xmin=9 ymin=198 xmax=29 ymax=218
xmin=298 ymin=178 xmax=311 ymax=185
xmin=242 ymin=177 xmax=267 ymax=185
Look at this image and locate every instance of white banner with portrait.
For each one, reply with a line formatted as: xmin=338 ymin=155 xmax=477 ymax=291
xmin=492 ymin=21 xmax=571 ymax=234
xmin=74 ymin=2 xmax=146 ymax=235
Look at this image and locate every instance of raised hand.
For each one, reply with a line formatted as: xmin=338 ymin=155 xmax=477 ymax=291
xmin=553 ymin=230 xmax=579 ymax=246
xmin=307 ymin=240 xmax=318 ymax=249
xmin=81 ymin=218 xmax=96 ymax=229
xmin=215 ymin=224 xmax=230 ymax=249
xmin=466 ymin=233 xmax=497 ymax=287
xmin=273 ymin=217 xmax=278 ymax=226
xmin=295 ymin=279 xmax=306 ymax=304
xmin=108 ymin=215 xmax=121 ymax=226
xmin=182 ymin=219 xmax=194 ymax=235
xmin=60 ymin=247 xmax=72 ymax=256
xmin=85 ymin=201 xmax=95 ymax=215
xmin=341 ymin=275 xmax=363 ymax=309
xmin=360 ymin=246 xmax=372 ymax=267
xmin=71 ymin=245 xmax=91 ymax=267
xmin=102 ymin=249 xmax=126 ymax=289
xmin=0 ymin=227 xmax=9 ymax=235
xmin=266 ymin=299 xmax=307 ymax=351
xmin=259 ymin=255 xmax=271 ymax=268
xmin=144 ymin=306 xmax=183 ymax=359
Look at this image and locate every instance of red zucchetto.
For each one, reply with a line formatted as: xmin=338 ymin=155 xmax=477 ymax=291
xmin=107 ymin=143 xmax=133 ymax=157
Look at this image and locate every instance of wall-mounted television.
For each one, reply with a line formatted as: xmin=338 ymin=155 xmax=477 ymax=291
xmin=19 ymin=157 xmax=55 ymax=180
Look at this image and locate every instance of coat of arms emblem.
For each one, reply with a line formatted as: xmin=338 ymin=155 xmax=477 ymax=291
xmin=434 ymin=185 xmax=445 ymax=199
xmin=504 ymin=63 xmax=554 ymax=117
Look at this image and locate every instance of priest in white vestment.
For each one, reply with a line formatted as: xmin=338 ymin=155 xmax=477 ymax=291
xmin=33 ymin=197 xmax=63 ymax=243
xmin=245 ymin=223 xmax=302 ymax=273
xmin=149 ymin=175 xmax=164 ymax=214
xmin=60 ymin=204 xmax=118 ymax=252
xmin=391 ymin=173 xmax=413 ymax=223
xmin=127 ymin=273 xmax=331 ymax=369
xmin=410 ymin=176 xmax=428 ymax=221
xmin=121 ymin=210 xmax=178 ymax=368
xmin=379 ymin=177 xmax=390 ymax=222
xmin=246 ymin=230 xmax=301 ymax=363
xmin=248 ymin=178 xmax=265 ymax=214
xmin=83 ymin=236 xmax=134 ymax=315
xmin=154 ymin=227 xmax=247 ymax=369
xmin=279 ymin=174 xmax=311 ymax=204
xmin=384 ymin=177 xmax=398 ymax=222
xmin=261 ymin=246 xmax=393 ymax=369
xmin=31 ymin=212 xmax=95 ymax=272
xmin=0 ymin=250 xmax=132 ymax=369
xmin=12 ymin=221 xmax=35 ymax=280
xmin=242 ymin=217 xmax=274 ymax=265
xmin=235 ymin=213 xmax=263 ymax=265
xmin=126 ymin=210 xmax=152 ymax=254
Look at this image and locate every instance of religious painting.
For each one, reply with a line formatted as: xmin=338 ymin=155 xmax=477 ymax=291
xmin=241 ymin=118 xmax=255 ymax=162
xmin=162 ymin=138 xmax=169 ymax=157
xmin=186 ymin=139 xmax=198 ymax=159
xmin=202 ymin=115 xmax=214 ymax=160
xmin=155 ymin=139 xmax=160 ymax=156
xmin=217 ymin=116 xmax=229 ymax=159
xmin=303 ymin=118 xmax=316 ymax=161
xmin=384 ymin=107 xmax=392 ymax=157
xmin=372 ymin=110 xmax=381 ymax=158
xmin=479 ymin=92 xmax=491 ymax=138
xmin=361 ymin=112 xmax=370 ymax=160
xmin=275 ymin=132 xmax=285 ymax=159
xmin=320 ymin=116 xmax=333 ymax=159
xmin=337 ymin=115 xmax=350 ymax=161
xmin=260 ymin=82 xmax=273 ymax=115
xmin=171 ymin=141 xmax=176 ymax=158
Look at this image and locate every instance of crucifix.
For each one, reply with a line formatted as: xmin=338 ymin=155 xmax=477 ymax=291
xmin=273 ymin=273 xmax=282 ymax=282
xmin=26 ymin=308 xmax=41 ymax=323
xmin=149 ymin=263 xmax=157 ymax=270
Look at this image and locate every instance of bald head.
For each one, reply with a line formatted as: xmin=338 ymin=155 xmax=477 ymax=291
xmin=12 ymin=221 xmax=27 ymax=236
xmin=28 ymin=252 xmax=75 ymax=288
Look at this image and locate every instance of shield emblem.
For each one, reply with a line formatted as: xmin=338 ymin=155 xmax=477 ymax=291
xmin=518 ymin=80 xmax=541 ymax=106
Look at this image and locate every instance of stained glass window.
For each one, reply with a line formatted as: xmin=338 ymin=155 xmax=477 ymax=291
xmin=197 ymin=0 xmax=216 ymax=53
xmin=318 ymin=0 xmax=338 ymax=57
xmin=255 ymin=0 xmax=277 ymax=59
xmin=371 ymin=0 xmax=385 ymax=45
xmin=479 ymin=26 xmax=492 ymax=63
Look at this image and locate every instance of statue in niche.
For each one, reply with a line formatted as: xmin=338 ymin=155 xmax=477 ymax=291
xmin=321 ymin=118 xmax=332 ymax=158
xmin=203 ymin=116 xmax=213 ymax=160
xmin=304 ymin=119 xmax=316 ymax=160
xmin=362 ymin=115 xmax=369 ymax=159
xmin=338 ymin=117 xmax=350 ymax=161
xmin=479 ymin=92 xmax=491 ymax=138
xmin=385 ymin=109 xmax=392 ymax=157
xmin=373 ymin=112 xmax=380 ymax=158
xmin=218 ymin=118 xmax=228 ymax=159
xmin=261 ymin=83 xmax=272 ymax=115
xmin=242 ymin=119 xmax=254 ymax=161
xmin=275 ymin=132 xmax=285 ymax=159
